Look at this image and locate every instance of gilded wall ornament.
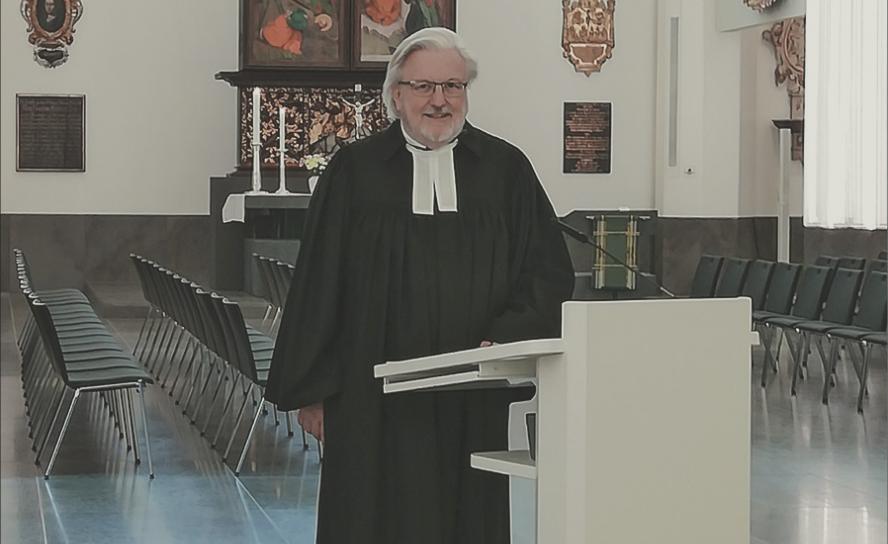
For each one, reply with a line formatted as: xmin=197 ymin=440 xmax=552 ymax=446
xmin=744 ymin=0 xmax=781 ymax=13
xmin=763 ymin=17 xmax=805 ymax=160
xmin=20 ymin=0 xmax=84 ymax=68
xmin=561 ymin=0 xmax=615 ymax=76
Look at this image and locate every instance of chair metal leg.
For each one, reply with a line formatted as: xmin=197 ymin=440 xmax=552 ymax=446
xmin=773 ymin=328 xmax=785 ymax=370
xmin=135 ymin=313 xmax=156 ymax=360
xmin=857 ymin=342 xmax=873 ymax=413
xmin=790 ymin=331 xmax=809 ymax=396
xmin=285 ymin=410 xmax=294 ymax=437
xmin=121 ymin=389 xmax=135 ymax=452
xmin=132 ymin=307 xmax=152 ymax=356
xmin=136 ymin=382 xmax=155 ymax=479
xmin=199 ymin=364 xmax=230 ymax=435
xmin=146 ymin=317 xmax=171 ymax=373
xmin=223 ymin=385 xmax=255 ymax=461
xmin=125 ymin=389 xmax=140 ymax=462
xmin=760 ymin=326 xmax=774 ymax=387
xmin=212 ymin=375 xmax=242 ymax=448
xmin=117 ymin=390 xmax=129 ymax=443
xmin=160 ymin=328 xmax=186 ymax=388
xmin=235 ymin=396 xmax=265 ymax=476
xmin=185 ymin=351 xmax=212 ymax=419
xmin=260 ymin=305 xmax=273 ymax=331
xmin=115 ymin=390 xmax=126 ymax=439
xmin=821 ymin=339 xmax=840 ymax=405
xmin=169 ymin=338 xmax=197 ymax=399
xmin=35 ymin=386 xmax=69 ymax=465
xmin=44 ymin=389 xmax=82 ymax=479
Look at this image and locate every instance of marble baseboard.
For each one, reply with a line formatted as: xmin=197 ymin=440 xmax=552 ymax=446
xmin=1 ymin=214 xmax=212 ymax=292
xmin=659 ymin=217 xmax=781 ymax=295
xmin=2 ymin=213 xmax=884 ymax=297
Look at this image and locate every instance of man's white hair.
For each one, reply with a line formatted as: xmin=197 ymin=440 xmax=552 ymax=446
xmin=382 ymin=27 xmax=478 ymax=120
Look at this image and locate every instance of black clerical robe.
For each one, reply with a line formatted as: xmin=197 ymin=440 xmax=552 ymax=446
xmin=265 ymin=121 xmax=574 ymax=544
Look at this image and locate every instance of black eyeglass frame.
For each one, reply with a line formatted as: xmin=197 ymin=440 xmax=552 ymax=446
xmin=397 ymin=80 xmax=469 ymax=96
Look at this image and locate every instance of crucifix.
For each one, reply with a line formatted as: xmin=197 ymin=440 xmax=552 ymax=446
xmin=342 ymin=84 xmax=378 ymax=141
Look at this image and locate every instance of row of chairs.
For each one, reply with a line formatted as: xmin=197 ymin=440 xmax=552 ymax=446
xmin=13 ymin=249 xmax=154 ymax=479
xmin=688 ymin=253 xmax=886 ymax=299
xmin=690 ymin=254 xmax=885 ymax=412
xmin=130 ymin=254 xmax=310 ymax=476
xmin=252 ymin=253 xmax=295 ymax=335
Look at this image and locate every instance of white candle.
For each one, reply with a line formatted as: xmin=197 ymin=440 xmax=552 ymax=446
xmin=252 ymin=87 xmax=261 ymax=145
xmin=278 ymin=106 xmax=287 ymax=193
xmin=279 ymin=106 xmax=286 ymax=150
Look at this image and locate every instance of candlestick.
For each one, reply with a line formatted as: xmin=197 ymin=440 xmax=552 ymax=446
xmin=249 ymin=87 xmax=265 ymax=194
xmin=252 ymin=87 xmax=261 ymax=145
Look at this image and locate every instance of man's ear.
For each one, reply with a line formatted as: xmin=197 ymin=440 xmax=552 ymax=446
xmin=392 ymin=86 xmax=403 ymax=112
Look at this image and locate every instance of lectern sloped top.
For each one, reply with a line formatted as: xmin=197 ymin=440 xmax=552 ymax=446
xmin=373 ymin=338 xmax=563 ymax=394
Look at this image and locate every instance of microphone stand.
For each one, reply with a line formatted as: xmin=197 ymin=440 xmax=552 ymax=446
xmin=553 ymin=218 xmax=676 ymax=298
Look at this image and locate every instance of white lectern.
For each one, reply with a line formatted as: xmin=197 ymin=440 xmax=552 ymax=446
xmin=374 ymin=298 xmax=756 ymax=544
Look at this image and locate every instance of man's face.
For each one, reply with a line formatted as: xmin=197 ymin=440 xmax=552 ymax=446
xmin=393 ymin=48 xmax=469 ymax=149
xmin=45 ymin=0 xmax=56 ymax=13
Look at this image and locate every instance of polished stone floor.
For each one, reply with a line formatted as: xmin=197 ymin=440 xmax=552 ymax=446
xmin=1 ymin=292 xmax=885 ymax=543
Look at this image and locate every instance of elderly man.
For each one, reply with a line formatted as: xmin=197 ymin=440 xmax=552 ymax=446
xmin=266 ymin=27 xmax=574 ymax=544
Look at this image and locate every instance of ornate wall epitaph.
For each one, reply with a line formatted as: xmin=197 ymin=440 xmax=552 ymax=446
xmin=561 ymin=0 xmax=615 ymax=76
xmin=16 ymin=94 xmax=85 ymax=172
xmin=763 ymin=17 xmax=805 ymax=160
xmin=20 ymin=0 xmax=84 ymax=68
xmin=563 ymin=102 xmax=612 ymax=174
xmin=743 ymin=0 xmax=781 ymax=13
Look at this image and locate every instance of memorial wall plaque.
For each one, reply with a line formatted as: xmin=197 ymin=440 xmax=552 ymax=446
xmin=16 ymin=94 xmax=85 ymax=172
xmin=563 ymin=101 xmax=611 ymax=174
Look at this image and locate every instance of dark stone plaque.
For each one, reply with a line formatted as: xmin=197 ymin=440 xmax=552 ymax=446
xmin=563 ymin=102 xmax=611 ymax=174
xmin=16 ymin=94 xmax=85 ymax=172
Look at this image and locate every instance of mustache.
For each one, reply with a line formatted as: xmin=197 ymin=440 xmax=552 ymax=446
xmin=422 ymin=106 xmax=452 ymax=115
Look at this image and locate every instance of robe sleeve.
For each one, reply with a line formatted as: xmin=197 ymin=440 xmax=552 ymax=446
xmin=485 ymin=152 xmax=575 ymax=343
xmin=264 ymin=148 xmax=352 ymax=411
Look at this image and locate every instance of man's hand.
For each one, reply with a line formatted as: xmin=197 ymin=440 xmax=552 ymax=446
xmin=298 ymin=402 xmax=324 ymax=443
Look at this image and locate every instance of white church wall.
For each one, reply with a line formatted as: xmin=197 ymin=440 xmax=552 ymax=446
xmin=738 ymin=24 xmax=804 ymax=217
xmin=653 ymin=0 xmax=745 ymax=217
xmin=0 ymin=0 xmax=238 ymax=215
xmin=458 ymin=0 xmax=659 ymax=216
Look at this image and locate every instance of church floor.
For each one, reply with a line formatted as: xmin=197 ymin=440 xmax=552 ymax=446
xmin=1 ymin=291 xmax=885 ymax=544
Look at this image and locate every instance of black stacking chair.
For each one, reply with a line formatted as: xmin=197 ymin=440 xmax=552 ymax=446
xmin=714 ymin=258 xmax=751 ymax=297
xmin=740 ymin=260 xmax=774 ymax=311
xmin=25 ymin=296 xmax=155 ymax=479
xmin=836 ymin=257 xmax=865 ymax=270
xmin=820 ymin=271 xmax=887 ymax=410
xmin=688 ymin=255 xmax=724 ymax=297
xmin=814 ymin=255 xmax=839 ymax=269
xmin=867 ymin=260 xmax=887 ymax=274
xmin=752 ymin=263 xmax=801 ymax=382
xmin=758 ymin=265 xmax=832 ymax=386
xmin=254 ymin=254 xmax=277 ymax=330
xmin=785 ymin=269 xmax=864 ymax=395
xmin=762 ymin=266 xmax=833 ymax=386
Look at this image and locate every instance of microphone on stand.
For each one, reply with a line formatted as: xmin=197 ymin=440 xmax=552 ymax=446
xmin=552 ymin=217 xmax=676 ymax=298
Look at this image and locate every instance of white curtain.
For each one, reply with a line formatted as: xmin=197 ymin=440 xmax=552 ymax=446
xmin=804 ymin=0 xmax=887 ymax=229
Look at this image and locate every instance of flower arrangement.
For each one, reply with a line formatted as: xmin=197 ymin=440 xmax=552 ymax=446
xmin=301 ymin=153 xmax=330 ymax=174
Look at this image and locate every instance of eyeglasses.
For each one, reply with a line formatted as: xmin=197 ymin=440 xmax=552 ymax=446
xmin=397 ymin=80 xmax=468 ymax=97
